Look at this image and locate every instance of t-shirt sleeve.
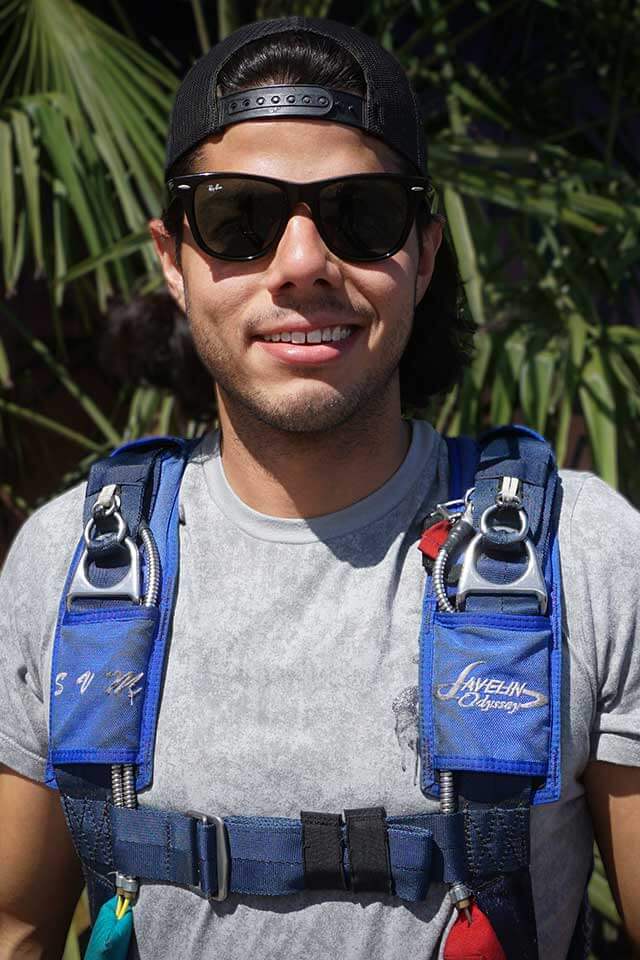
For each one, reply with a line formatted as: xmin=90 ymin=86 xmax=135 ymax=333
xmin=0 ymin=516 xmax=51 ymax=781
xmin=566 ymin=474 xmax=640 ymax=766
xmin=0 ymin=484 xmax=84 ymax=783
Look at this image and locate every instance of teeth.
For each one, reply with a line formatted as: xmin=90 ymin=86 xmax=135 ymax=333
xmin=262 ymin=325 xmax=353 ymax=344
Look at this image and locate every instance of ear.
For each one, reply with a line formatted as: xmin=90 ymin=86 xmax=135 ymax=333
xmin=148 ymin=217 xmax=186 ymax=314
xmin=415 ymin=217 xmax=443 ymax=305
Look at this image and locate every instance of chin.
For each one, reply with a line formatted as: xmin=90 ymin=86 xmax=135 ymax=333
xmin=227 ymin=381 xmax=382 ymax=435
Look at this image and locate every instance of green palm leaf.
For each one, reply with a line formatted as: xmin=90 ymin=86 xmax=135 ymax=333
xmin=520 ymin=346 xmax=557 ymax=436
xmin=490 ymin=328 xmax=529 ymax=425
xmin=0 ymin=0 xmax=177 ymax=299
xmin=444 ymin=185 xmax=486 ymax=328
xmin=579 ymin=347 xmax=618 ymax=487
xmin=555 ymin=312 xmax=589 ymax=466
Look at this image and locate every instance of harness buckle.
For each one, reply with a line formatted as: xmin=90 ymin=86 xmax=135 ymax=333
xmin=188 ymin=811 xmax=230 ymax=902
xmin=67 ymin=536 xmax=141 ymax=605
xmin=67 ymin=485 xmax=141 ymax=605
xmin=456 ymin=533 xmax=548 ymax=613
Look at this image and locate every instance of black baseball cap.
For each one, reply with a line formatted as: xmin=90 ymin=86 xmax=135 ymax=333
xmin=165 ymin=17 xmax=427 ymax=177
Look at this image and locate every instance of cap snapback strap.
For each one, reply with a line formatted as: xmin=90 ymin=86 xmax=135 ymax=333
xmin=218 ymin=85 xmax=364 ymax=128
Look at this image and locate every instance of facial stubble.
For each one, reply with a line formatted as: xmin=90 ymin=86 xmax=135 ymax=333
xmin=184 ymin=283 xmax=418 ymax=437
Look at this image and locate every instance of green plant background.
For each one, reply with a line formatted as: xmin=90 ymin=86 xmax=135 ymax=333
xmin=0 ymin=1 xmax=637 ymax=956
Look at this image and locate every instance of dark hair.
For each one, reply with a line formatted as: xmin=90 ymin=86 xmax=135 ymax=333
xmin=99 ymin=293 xmax=215 ymax=421
xmin=161 ymin=31 xmax=475 ymax=408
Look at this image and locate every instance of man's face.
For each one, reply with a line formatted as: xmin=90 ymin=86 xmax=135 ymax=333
xmin=153 ymin=119 xmax=441 ymax=434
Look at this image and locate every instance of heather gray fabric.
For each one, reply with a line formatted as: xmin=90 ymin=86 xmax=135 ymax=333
xmin=1 ymin=419 xmax=639 ymax=960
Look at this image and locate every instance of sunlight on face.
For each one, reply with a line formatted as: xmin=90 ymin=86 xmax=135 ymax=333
xmin=177 ymin=120 xmax=438 ymax=434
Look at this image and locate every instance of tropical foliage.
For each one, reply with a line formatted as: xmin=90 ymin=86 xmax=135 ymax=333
xmin=1 ymin=0 xmax=638 ymax=519
xmin=0 ymin=1 xmax=637 ymax=956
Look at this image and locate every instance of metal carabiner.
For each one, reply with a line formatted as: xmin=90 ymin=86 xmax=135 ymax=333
xmin=67 ymin=536 xmax=141 ymax=604
xmin=67 ymin=485 xmax=141 ymax=605
xmin=456 ymin=531 xmax=548 ymax=613
xmin=480 ymin=503 xmax=529 ymax=544
xmin=431 ymin=486 xmax=476 ymax=522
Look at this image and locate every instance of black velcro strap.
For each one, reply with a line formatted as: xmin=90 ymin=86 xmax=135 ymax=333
xmin=344 ymin=807 xmax=392 ymax=894
xmin=300 ymin=811 xmax=346 ymax=891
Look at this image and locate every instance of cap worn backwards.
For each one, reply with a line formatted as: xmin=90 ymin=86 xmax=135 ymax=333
xmin=165 ymin=17 xmax=427 ymax=177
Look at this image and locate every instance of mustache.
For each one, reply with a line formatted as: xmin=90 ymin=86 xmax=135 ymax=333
xmin=245 ymin=296 xmax=375 ymax=333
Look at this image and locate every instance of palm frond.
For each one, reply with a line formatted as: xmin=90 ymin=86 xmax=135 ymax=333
xmin=0 ymin=0 xmax=176 ymax=300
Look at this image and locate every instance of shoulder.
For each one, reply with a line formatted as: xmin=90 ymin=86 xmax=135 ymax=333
xmin=555 ymin=467 xmax=640 ymax=610
xmin=4 ymin=481 xmax=86 ymax=560
xmin=555 ymin=471 xmax=640 ymax=743
xmin=556 ymin=469 xmax=640 ymax=556
xmin=558 ymin=467 xmax=636 ymax=507
xmin=1 ymin=482 xmax=87 ymax=612
xmin=0 ymin=483 xmax=87 ymax=754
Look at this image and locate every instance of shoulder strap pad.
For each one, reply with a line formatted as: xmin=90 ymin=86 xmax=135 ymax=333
xmin=47 ymin=436 xmax=193 ymax=790
xmin=423 ymin=425 xmax=563 ymax=805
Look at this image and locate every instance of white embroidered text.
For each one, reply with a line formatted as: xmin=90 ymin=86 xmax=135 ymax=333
xmin=435 ymin=660 xmax=548 ymax=715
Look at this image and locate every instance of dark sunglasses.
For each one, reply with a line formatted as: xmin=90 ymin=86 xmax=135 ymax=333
xmin=166 ymin=172 xmax=435 ymax=263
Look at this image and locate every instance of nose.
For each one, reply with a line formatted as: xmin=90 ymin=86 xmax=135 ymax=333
xmin=265 ymin=204 xmax=342 ymax=296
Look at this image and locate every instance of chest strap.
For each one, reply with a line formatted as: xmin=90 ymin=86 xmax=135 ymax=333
xmin=60 ymin=796 xmax=529 ymax=903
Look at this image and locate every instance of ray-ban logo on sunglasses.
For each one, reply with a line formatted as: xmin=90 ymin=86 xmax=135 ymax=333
xmin=208 ymin=183 xmax=224 ymax=193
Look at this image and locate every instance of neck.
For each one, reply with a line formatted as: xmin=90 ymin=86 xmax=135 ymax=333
xmin=216 ymin=388 xmax=411 ymax=519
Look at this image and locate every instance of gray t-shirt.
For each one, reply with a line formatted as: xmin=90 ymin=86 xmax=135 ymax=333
xmin=1 ymin=420 xmax=639 ymax=960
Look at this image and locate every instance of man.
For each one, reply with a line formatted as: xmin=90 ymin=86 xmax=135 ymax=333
xmin=0 ymin=17 xmax=639 ymax=960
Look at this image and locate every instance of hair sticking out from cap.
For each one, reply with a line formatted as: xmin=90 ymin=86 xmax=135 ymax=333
xmin=218 ymin=31 xmax=365 ymax=96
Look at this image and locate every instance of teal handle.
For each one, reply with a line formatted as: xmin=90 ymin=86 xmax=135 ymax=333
xmin=84 ymin=896 xmax=133 ymax=960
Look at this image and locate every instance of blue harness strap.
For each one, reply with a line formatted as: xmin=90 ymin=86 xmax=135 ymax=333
xmin=48 ymin=437 xmax=192 ymax=791
xmin=59 ymin=796 xmax=529 ymax=903
xmin=428 ymin=428 xmax=567 ymax=960
xmin=424 ymin=427 xmax=562 ymax=803
xmin=48 ymin=425 xmax=576 ymax=960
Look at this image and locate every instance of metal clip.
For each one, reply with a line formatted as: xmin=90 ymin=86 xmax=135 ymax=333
xmin=115 ymin=873 xmax=139 ymax=901
xmin=496 ymin=476 xmax=522 ymax=508
xmin=456 ymin=533 xmax=548 ymax=613
xmin=187 ymin=812 xmax=230 ymax=902
xmin=432 ymin=498 xmax=465 ymax=522
xmin=480 ymin=503 xmax=529 ymax=544
xmin=67 ymin=486 xmax=141 ymax=605
xmin=94 ymin=483 xmax=120 ymax=517
xmin=83 ymin=510 xmax=127 ymax=548
xmin=68 ymin=537 xmax=141 ymax=604
xmin=432 ymin=487 xmax=475 ymax=522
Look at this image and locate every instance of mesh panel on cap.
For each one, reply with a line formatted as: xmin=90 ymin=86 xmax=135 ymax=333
xmin=165 ymin=17 xmax=427 ymax=175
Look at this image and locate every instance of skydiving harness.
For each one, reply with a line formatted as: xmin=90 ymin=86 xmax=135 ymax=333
xmin=46 ymin=425 xmax=584 ymax=960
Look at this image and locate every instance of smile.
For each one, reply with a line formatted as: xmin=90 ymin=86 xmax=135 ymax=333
xmin=259 ymin=325 xmax=354 ymax=344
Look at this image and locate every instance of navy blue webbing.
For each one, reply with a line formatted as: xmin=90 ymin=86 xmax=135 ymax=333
xmin=469 ymin=427 xmax=558 ymax=616
xmin=60 ymin=797 xmax=529 ymax=902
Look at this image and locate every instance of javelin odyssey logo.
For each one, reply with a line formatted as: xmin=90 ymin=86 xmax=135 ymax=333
xmin=435 ymin=661 xmax=547 ymax=715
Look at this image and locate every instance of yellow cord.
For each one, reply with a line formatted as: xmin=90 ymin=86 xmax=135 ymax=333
xmin=115 ymin=896 xmax=131 ymax=920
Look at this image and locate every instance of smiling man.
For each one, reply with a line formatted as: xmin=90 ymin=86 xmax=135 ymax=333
xmin=154 ymin=115 xmax=441 ymax=518
xmin=1 ymin=16 xmax=640 ymax=960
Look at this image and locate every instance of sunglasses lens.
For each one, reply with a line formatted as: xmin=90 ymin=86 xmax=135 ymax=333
xmin=193 ymin=178 xmax=286 ymax=258
xmin=319 ymin=177 xmax=411 ymax=260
